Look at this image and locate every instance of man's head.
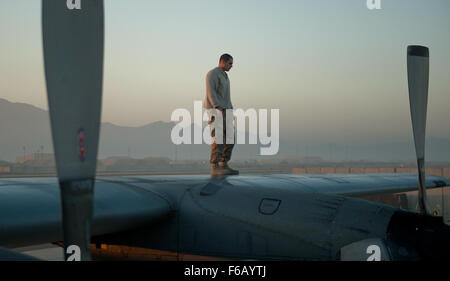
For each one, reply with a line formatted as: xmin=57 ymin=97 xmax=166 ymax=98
xmin=219 ymin=54 xmax=233 ymax=72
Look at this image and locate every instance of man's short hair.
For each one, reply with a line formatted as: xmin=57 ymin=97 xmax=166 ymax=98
xmin=220 ymin=54 xmax=233 ymax=63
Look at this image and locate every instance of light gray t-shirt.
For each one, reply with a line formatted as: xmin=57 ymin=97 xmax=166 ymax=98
xmin=203 ymin=67 xmax=233 ymax=109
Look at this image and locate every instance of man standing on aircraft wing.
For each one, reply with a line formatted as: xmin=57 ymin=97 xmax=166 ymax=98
xmin=204 ymin=54 xmax=239 ymax=175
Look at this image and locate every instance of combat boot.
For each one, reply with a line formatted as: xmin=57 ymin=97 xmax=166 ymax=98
xmin=211 ymin=163 xmax=226 ymax=176
xmin=219 ymin=162 xmax=239 ymax=175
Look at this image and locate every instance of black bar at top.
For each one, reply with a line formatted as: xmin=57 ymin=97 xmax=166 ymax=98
xmin=408 ymin=45 xmax=429 ymax=57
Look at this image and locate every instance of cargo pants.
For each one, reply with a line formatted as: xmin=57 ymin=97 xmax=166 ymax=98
xmin=207 ymin=108 xmax=235 ymax=165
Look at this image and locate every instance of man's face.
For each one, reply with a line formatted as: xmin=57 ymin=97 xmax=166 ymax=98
xmin=223 ymin=59 xmax=233 ymax=71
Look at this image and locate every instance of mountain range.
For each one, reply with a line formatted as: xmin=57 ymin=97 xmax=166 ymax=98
xmin=0 ymin=98 xmax=449 ymax=163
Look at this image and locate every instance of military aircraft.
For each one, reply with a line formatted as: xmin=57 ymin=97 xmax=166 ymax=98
xmin=0 ymin=1 xmax=449 ymax=261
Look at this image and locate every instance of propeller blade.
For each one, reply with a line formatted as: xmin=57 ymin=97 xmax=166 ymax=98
xmin=42 ymin=0 xmax=104 ymax=260
xmin=407 ymin=45 xmax=430 ymax=215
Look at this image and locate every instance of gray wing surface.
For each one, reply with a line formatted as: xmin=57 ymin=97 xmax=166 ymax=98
xmin=0 ymin=178 xmax=172 ymax=248
xmin=222 ymin=173 xmax=450 ymax=195
xmin=0 ymin=173 xmax=448 ymax=248
xmin=126 ymin=173 xmax=450 ymax=196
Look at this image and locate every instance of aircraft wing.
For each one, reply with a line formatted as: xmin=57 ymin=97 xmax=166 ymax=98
xmin=96 ymin=172 xmax=450 ymax=197
xmin=0 ymin=178 xmax=172 ymax=248
xmin=221 ymin=173 xmax=450 ymax=196
xmin=0 ymin=173 xmax=448 ymax=249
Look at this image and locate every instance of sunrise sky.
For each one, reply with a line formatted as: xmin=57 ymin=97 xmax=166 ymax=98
xmin=0 ymin=0 xmax=449 ymax=143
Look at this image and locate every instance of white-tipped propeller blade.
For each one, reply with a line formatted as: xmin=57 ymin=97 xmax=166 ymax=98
xmin=407 ymin=45 xmax=430 ymax=215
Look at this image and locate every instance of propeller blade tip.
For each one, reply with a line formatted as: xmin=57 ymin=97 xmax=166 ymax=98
xmin=408 ymin=45 xmax=429 ymax=57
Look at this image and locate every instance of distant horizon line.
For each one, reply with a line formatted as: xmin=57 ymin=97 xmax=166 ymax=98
xmin=1 ymin=97 xmax=450 ymax=142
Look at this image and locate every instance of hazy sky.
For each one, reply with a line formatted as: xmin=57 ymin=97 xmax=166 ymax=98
xmin=0 ymin=0 xmax=449 ymax=143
